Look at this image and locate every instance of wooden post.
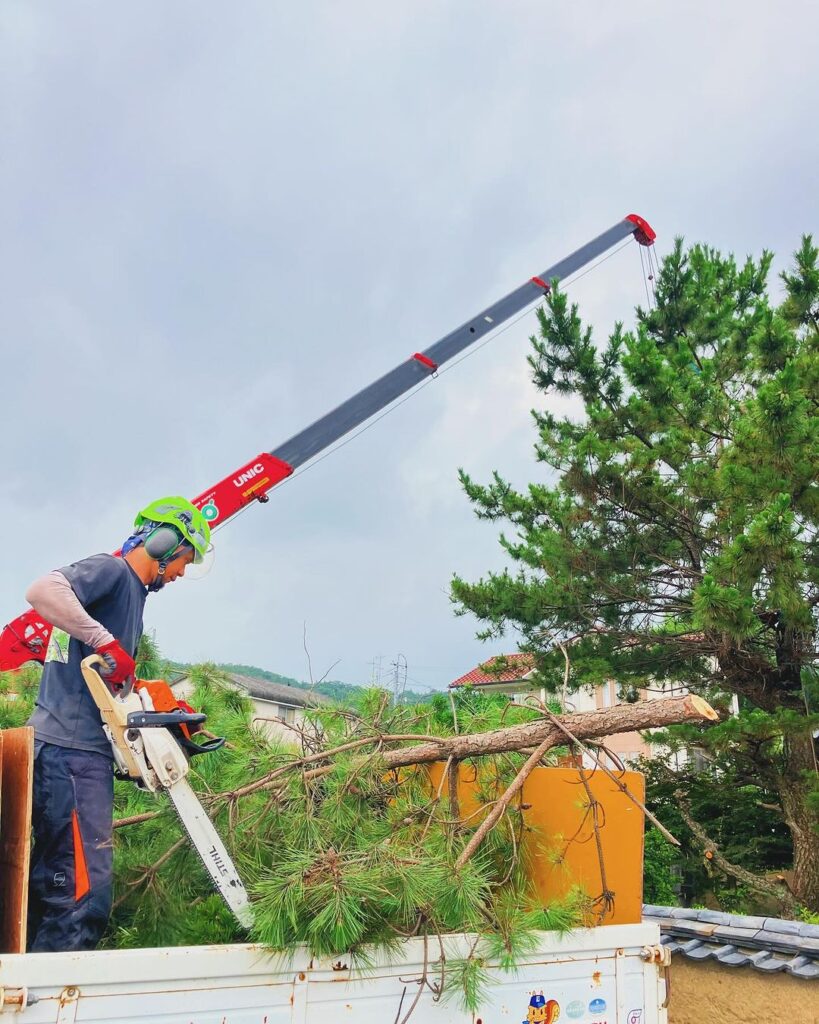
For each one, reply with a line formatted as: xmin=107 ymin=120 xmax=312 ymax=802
xmin=0 ymin=726 xmax=34 ymax=953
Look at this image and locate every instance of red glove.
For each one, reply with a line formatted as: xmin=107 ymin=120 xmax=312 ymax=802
xmin=95 ymin=640 xmax=135 ymax=685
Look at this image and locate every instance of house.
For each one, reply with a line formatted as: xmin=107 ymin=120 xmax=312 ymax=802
xmin=449 ymin=652 xmax=541 ymax=695
xmin=449 ymin=653 xmax=688 ymax=766
xmin=171 ymin=671 xmax=329 ymax=745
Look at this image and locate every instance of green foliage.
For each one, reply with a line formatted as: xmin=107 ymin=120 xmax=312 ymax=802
xmin=102 ymin=664 xmax=585 ymax=1009
xmin=640 ymin=751 xmax=793 ymax=911
xmin=643 ymin=828 xmax=679 ymax=905
xmin=428 ymin=685 xmax=544 ymax=734
xmin=135 ymin=631 xmax=169 ymax=679
xmin=452 ymin=236 xmax=819 ymax=909
xmin=0 ymin=664 xmax=40 ymax=729
xmin=442 ymin=954 xmax=492 ymax=1014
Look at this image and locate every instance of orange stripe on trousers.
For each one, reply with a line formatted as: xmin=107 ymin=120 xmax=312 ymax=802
xmin=71 ymin=809 xmax=91 ymax=901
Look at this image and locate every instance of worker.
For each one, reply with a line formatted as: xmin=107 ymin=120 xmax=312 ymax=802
xmin=24 ymin=498 xmax=212 ymax=953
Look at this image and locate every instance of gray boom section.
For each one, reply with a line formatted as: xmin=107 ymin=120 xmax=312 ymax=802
xmin=272 ymin=218 xmax=637 ymax=469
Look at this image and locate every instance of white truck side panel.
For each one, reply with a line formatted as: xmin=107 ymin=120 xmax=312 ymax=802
xmin=0 ymin=924 xmax=666 ymax=1024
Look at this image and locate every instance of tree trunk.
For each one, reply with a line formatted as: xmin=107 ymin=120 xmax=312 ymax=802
xmin=776 ymin=732 xmax=819 ymax=910
xmin=376 ymin=694 xmax=717 ymax=770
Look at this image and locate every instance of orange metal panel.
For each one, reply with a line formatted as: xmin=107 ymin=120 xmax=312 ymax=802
xmin=521 ymin=766 xmax=645 ymax=926
xmin=427 ymin=762 xmax=645 ymax=926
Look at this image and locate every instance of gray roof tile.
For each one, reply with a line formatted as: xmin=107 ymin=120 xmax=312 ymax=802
xmin=694 ymin=909 xmax=726 ymax=924
xmin=227 ymin=673 xmax=330 ymax=707
xmin=748 ymin=950 xmax=787 ymax=972
xmin=711 ymin=925 xmax=764 ymax=945
xmin=762 ymin=917 xmax=801 ymax=935
xmin=643 ymin=905 xmax=819 ymax=981
xmin=788 ymin=957 xmax=819 ymax=980
xmin=712 ymin=945 xmax=751 ymax=967
xmin=726 ymin=914 xmax=768 ymax=930
xmin=681 ymin=940 xmax=712 ymax=960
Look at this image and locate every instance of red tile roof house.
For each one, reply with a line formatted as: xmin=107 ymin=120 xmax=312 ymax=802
xmin=448 ymin=653 xmax=684 ymax=766
xmin=449 ymin=653 xmax=541 ymax=694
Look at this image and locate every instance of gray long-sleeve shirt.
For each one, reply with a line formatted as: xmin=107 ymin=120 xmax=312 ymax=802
xmin=27 ymin=554 xmax=148 ymax=756
xmin=26 ymin=570 xmax=116 ymax=650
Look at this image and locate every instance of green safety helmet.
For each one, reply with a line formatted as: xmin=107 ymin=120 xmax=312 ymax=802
xmin=134 ymin=496 xmax=212 ymax=564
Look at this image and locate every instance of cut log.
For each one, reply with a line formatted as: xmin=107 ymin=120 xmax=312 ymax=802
xmin=375 ymin=694 xmax=717 ymax=771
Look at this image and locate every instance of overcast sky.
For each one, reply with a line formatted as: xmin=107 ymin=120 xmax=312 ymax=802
xmin=2 ymin=1 xmax=817 ymax=692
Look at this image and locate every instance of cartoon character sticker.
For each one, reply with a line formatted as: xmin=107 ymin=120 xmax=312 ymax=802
xmin=523 ymin=993 xmax=561 ymax=1023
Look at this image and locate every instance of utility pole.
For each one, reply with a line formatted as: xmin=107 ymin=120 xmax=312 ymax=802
xmin=391 ymin=653 xmax=408 ymax=704
xmin=368 ymin=655 xmax=385 ymax=687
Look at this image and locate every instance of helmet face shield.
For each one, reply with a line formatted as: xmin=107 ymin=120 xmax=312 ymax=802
xmin=184 ymin=544 xmax=215 ymax=580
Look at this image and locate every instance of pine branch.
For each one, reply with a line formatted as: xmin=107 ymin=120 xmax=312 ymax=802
xmin=675 ymin=790 xmax=801 ymax=916
xmin=455 ymin=734 xmax=552 ymax=870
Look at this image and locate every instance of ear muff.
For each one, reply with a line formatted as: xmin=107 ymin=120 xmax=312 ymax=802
xmin=143 ymin=525 xmax=183 ymax=561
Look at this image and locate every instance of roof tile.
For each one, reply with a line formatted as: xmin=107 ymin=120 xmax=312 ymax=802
xmin=763 ymin=917 xmax=801 ymax=935
xmin=695 ymin=909 xmax=727 ymax=924
xmin=681 ymin=940 xmax=712 ymax=959
xmin=644 ymin=905 xmax=819 ymax=981
xmin=726 ymin=914 xmax=768 ymax=930
xmin=712 ymin=945 xmax=751 ymax=967
xmin=788 ymin=958 xmax=819 ymax=980
xmin=711 ymin=926 xmax=765 ymax=945
xmin=449 ymin=653 xmax=536 ymax=688
xmin=748 ymin=950 xmax=787 ymax=972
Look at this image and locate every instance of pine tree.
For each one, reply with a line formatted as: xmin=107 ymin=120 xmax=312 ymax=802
xmin=451 ymin=237 xmax=819 ymax=909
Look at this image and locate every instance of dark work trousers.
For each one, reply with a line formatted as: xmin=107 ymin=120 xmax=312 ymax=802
xmin=27 ymin=741 xmax=114 ymax=952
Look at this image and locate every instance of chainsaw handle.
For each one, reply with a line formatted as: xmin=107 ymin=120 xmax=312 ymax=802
xmin=177 ymin=733 xmax=227 ymax=757
xmin=84 ymin=653 xmax=131 ymax=697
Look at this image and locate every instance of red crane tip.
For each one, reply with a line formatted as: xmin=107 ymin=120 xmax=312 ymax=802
xmin=626 ymin=214 xmax=656 ymax=246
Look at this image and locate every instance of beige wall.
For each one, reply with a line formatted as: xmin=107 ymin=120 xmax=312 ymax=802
xmin=250 ymin=699 xmax=306 ymax=744
xmin=667 ymin=958 xmax=817 ymax=1024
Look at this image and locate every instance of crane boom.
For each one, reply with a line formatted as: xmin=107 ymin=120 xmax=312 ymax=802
xmin=0 ymin=213 xmax=655 ymax=670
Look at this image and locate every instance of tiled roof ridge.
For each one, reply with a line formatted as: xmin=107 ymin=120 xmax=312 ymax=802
xmin=449 ymin=652 xmax=537 ymax=688
xmin=642 ymin=904 xmax=819 ymax=980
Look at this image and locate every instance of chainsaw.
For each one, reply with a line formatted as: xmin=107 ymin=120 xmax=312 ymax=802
xmin=80 ymin=654 xmax=253 ymax=929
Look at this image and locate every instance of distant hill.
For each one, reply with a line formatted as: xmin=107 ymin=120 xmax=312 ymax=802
xmin=172 ymin=660 xmax=437 ymax=706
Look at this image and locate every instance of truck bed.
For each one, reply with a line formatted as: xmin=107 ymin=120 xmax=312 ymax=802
xmin=0 ymin=923 xmax=666 ymax=1023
